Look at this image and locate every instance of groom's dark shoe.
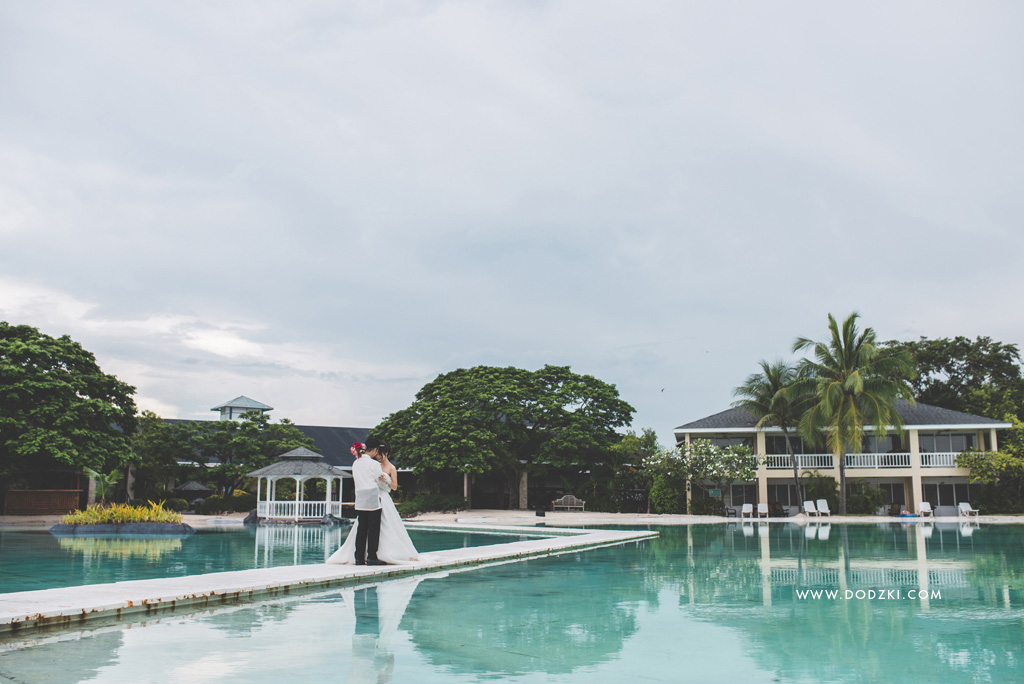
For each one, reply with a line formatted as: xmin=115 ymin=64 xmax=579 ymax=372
xmin=366 ymin=558 xmax=387 ymax=566
xmin=355 ymin=559 xmax=366 ymax=565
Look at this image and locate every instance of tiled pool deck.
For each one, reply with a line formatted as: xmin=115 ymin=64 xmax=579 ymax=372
xmin=0 ymin=523 xmax=657 ymax=635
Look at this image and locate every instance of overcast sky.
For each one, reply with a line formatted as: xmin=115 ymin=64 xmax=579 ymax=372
xmin=2 ymin=1 xmax=1022 ymax=447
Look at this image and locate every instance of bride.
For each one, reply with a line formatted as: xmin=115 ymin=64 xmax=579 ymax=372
xmin=328 ymin=442 xmax=419 ymax=565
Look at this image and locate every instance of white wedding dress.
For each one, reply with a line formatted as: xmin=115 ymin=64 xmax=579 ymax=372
xmin=327 ymin=483 xmax=419 ymax=565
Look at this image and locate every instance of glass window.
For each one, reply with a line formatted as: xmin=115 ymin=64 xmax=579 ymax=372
xmin=923 ymin=484 xmax=938 ymax=507
xmin=765 ymin=436 xmax=811 ymax=455
xmin=954 ymin=483 xmax=971 ymax=504
xmin=878 ymin=483 xmax=906 ymax=505
xmin=730 ymin=484 xmax=757 ymax=506
xmin=767 ymin=484 xmax=800 ymax=506
xmin=704 ymin=436 xmax=754 ymax=450
xmin=938 ymin=484 xmax=955 ymax=506
xmin=919 ymin=432 xmax=975 ymax=453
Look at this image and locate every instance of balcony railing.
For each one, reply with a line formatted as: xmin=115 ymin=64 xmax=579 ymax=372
xmin=845 ymin=453 xmax=912 ymax=469
xmin=765 ymin=452 xmax=964 ymax=470
xmin=920 ymin=452 xmax=960 ymax=468
xmin=765 ymin=454 xmax=834 ymax=470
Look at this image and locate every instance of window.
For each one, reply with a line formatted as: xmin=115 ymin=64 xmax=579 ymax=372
xmin=730 ymin=484 xmax=757 ymax=506
xmin=877 ymin=483 xmax=906 ymax=505
xmin=701 ymin=436 xmax=754 ymax=450
xmin=765 ymin=436 xmax=813 ymax=455
xmin=923 ymin=483 xmax=971 ymax=507
xmin=767 ymin=484 xmax=799 ymax=506
xmin=862 ymin=434 xmax=905 ymax=453
xmin=919 ymin=432 xmax=975 ymax=453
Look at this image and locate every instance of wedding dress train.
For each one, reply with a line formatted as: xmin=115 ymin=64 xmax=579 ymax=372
xmin=327 ymin=491 xmax=419 ymax=565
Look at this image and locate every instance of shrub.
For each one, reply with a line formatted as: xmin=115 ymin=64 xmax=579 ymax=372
xmin=649 ymin=476 xmax=685 ymax=514
xmin=165 ymin=498 xmax=190 ymax=512
xmin=847 ymin=481 xmax=885 ymax=515
xmin=62 ymin=502 xmax=183 ymax=525
xmin=689 ymin=498 xmax=725 ymax=516
xmin=231 ymin=491 xmax=257 ymax=512
xmin=197 ymin=495 xmax=226 ymax=515
xmin=395 ymin=494 xmax=467 ymax=517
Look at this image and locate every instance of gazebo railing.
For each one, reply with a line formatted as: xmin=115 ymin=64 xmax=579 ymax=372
xmin=257 ymin=501 xmax=347 ymax=519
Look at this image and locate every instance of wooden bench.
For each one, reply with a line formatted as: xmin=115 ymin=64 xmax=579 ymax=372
xmin=551 ymin=494 xmax=586 ymax=511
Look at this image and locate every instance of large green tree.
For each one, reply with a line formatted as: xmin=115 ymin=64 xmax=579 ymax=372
xmin=131 ymin=411 xmax=203 ymax=500
xmin=733 ymin=359 xmax=811 ymax=512
xmin=373 ymin=365 xmax=635 ymax=508
xmin=790 ymin=313 xmax=916 ymax=514
xmin=0 ymin=322 xmax=137 ymax=484
xmin=193 ymin=412 xmax=315 ymax=494
xmin=882 ymin=336 xmax=1024 ymax=419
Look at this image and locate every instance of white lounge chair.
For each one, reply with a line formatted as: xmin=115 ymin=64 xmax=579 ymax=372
xmin=958 ymin=502 xmax=980 ymax=518
xmin=740 ymin=503 xmax=753 ymax=519
xmin=757 ymin=503 xmax=769 ymax=518
xmin=803 ymin=500 xmax=820 ymax=517
xmin=816 ymin=499 xmax=831 ymax=517
xmin=918 ymin=501 xmax=934 ymax=517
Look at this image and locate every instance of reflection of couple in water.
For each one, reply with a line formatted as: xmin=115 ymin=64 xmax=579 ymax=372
xmin=328 ymin=436 xmax=419 ymax=565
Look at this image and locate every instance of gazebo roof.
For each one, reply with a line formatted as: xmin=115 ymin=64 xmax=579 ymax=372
xmin=245 ymin=446 xmax=351 ymax=479
xmin=173 ymin=480 xmax=212 ymax=492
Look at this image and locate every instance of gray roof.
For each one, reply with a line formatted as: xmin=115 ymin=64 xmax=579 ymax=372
xmin=173 ymin=480 xmax=212 ymax=492
xmin=676 ymin=400 xmax=1009 ymax=432
xmin=210 ymin=396 xmax=273 ymax=411
xmin=246 ymin=445 xmax=351 ymax=479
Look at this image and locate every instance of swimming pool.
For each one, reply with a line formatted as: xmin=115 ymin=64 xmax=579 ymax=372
xmin=0 ymin=525 xmax=535 ymax=593
xmin=1 ymin=522 xmax=1021 ymax=683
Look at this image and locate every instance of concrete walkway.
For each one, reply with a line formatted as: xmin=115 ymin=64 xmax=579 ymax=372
xmin=0 ymin=523 xmax=657 ymax=637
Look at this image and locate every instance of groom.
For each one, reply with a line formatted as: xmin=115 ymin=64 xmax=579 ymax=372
xmin=353 ymin=436 xmax=390 ymax=565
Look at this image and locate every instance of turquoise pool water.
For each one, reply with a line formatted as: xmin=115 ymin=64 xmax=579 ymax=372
xmin=1 ymin=522 xmax=1022 ymax=683
xmin=0 ymin=526 xmax=532 ymax=593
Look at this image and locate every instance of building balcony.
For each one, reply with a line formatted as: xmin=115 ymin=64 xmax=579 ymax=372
xmin=763 ymin=452 xmax=969 ymax=471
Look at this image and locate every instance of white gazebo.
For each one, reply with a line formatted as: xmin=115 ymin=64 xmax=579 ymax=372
xmin=247 ymin=447 xmax=351 ymax=522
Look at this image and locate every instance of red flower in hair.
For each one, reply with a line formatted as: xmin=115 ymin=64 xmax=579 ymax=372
xmin=350 ymin=442 xmax=364 ymax=457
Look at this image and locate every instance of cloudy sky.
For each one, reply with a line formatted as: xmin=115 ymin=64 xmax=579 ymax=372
xmin=2 ymin=1 xmax=1022 ymax=446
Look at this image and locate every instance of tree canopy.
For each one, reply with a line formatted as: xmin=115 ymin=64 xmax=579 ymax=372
xmin=882 ymin=336 xmax=1024 ymax=420
xmin=372 ymin=365 xmax=635 ymax=485
xmin=0 ymin=322 xmax=137 ymax=480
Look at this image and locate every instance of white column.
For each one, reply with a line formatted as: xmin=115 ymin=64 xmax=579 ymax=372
xmin=324 ymin=476 xmax=331 ymax=517
xmin=294 ymin=477 xmax=301 ymax=521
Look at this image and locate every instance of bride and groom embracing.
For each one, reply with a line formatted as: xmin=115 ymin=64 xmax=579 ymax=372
xmin=328 ymin=436 xmax=419 ymax=565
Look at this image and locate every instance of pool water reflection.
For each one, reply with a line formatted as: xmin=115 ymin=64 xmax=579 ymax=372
xmin=1 ymin=522 xmax=1022 ymax=683
xmin=0 ymin=525 xmax=533 ymax=593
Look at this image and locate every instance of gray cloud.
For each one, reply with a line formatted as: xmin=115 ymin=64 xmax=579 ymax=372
xmin=2 ymin=1 xmax=1022 ymax=445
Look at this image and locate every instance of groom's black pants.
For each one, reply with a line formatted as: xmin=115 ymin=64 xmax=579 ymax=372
xmin=355 ymin=508 xmax=382 ymax=562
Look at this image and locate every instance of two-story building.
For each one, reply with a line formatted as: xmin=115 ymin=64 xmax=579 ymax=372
xmin=674 ymin=400 xmax=1010 ymax=516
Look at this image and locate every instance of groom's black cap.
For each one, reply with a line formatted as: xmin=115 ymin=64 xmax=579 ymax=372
xmin=364 ymin=435 xmax=382 ymax=451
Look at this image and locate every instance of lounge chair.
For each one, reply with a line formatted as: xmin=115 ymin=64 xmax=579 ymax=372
xmin=888 ymin=502 xmax=902 ymax=517
xmin=918 ymin=501 xmax=934 ymax=517
xmin=816 ymin=499 xmax=831 ymax=517
xmin=757 ymin=503 xmax=769 ymax=518
xmin=958 ymin=502 xmax=980 ymax=518
xmin=803 ymin=500 xmax=820 ymax=517
xmin=740 ymin=503 xmax=753 ymax=519
xmin=769 ymin=502 xmax=787 ymax=518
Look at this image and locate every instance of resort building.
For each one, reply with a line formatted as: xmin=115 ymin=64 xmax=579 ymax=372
xmin=674 ymin=400 xmax=1011 ymax=516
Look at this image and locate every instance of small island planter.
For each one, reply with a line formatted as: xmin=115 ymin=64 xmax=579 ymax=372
xmin=49 ymin=523 xmax=196 ymax=536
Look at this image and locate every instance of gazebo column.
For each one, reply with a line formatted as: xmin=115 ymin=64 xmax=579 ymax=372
xmin=294 ymin=477 xmax=301 ymax=521
xmin=324 ymin=476 xmax=331 ymax=518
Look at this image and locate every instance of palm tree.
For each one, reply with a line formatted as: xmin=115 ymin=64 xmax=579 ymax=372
xmin=83 ymin=467 xmax=122 ymax=505
xmin=733 ymin=360 xmax=810 ymax=513
xmin=790 ymin=313 xmax=916 ymax=514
